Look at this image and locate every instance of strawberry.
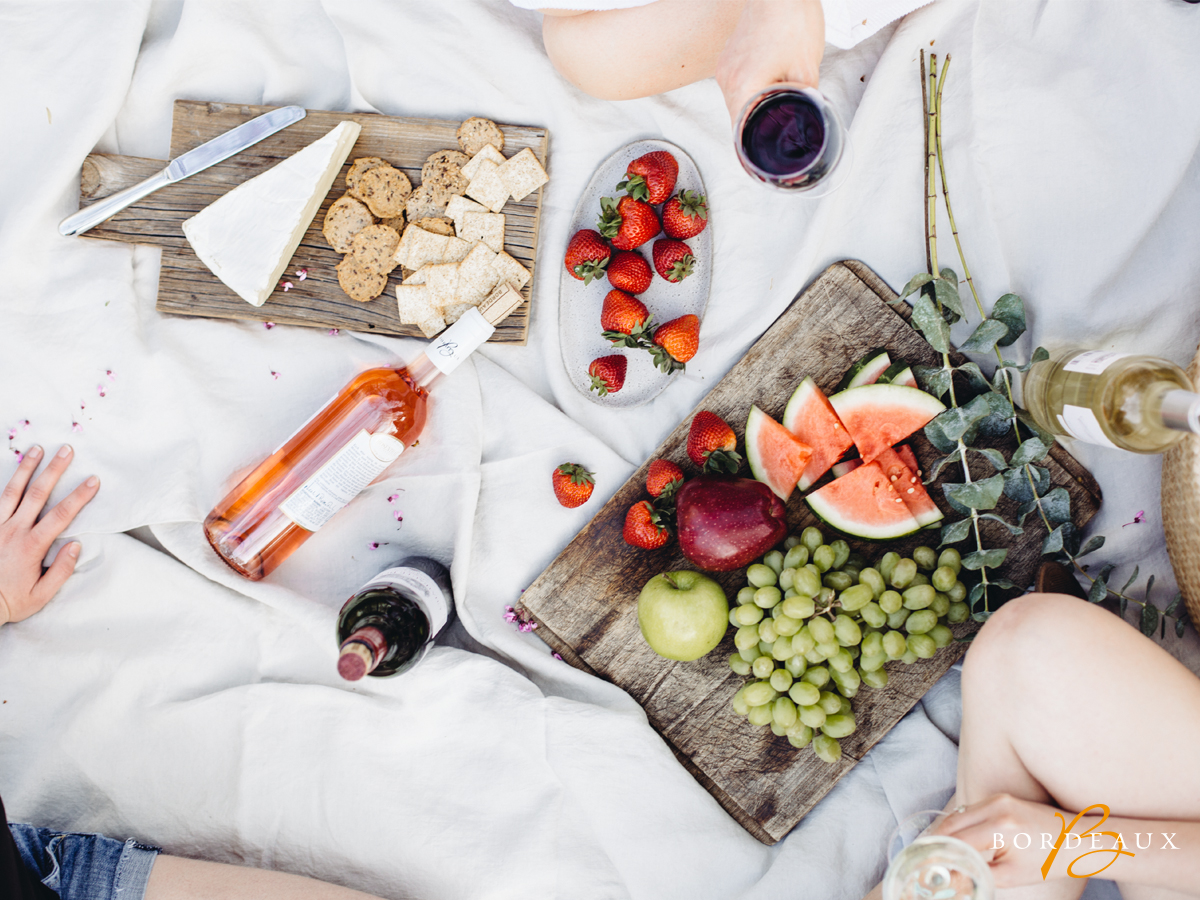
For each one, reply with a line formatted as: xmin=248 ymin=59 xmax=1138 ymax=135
xmin=617 ymin=151 xmax=679 ymax=205
xmin=652 ymin=238 xmax=696 ymax=283
xmin=606 ymin=250 xmax=653 ymax=294
xmin=646 ymin=459 xmax=684 ymax=500
xmin=623 ymin=500 xmax=670 ymax=550
xmin=600 ymin=290 xmax=652 ymax=349
xmin=587 ymin=354 xmax=627 ymax=396
xmin=598 ymin=196 xmax=660 ymax=251
xmin=564 ymin=229 xmax=611 ymax=284
xmin=661 ymin=190 xmax=709 ymax=239
xmin=552 ymin=463 xmax=596 ymax=507
xmin=687 ymin=411 xmax=742 ymax=474
xmin=648 ymin=313 xmax=700 ymax=373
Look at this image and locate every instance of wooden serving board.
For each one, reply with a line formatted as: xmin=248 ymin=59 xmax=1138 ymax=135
xmin=521 ymin=260 xmax=1102 ymax=844
xmin=74 ymin=100 xmax=549 ymax=344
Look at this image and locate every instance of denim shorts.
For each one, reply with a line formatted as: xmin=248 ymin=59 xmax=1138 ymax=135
xmin=7 ymin=822 xmax=159 ymax=900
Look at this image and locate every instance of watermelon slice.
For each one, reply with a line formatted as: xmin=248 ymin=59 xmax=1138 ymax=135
xmin=880 ymin=360 xmax=918 ymax=389
xmin=746 ymin=405 xmax=813 ymax=501
xmin=895 ymin=444 xmax=921 ymax=476
xmin=829 ymin=384 xmax=946 ymax=464
xmin=873 ymin=447 xmax=943 ymax=527
xmin=831 ymin=459 xmax=862 ymax=478
xmin=806 ymin=461 xmax=922 ymax=540
xmin=837 ymin=348 xmax=892 ymax=391
xmin=782 ymin=377 xmax=856 ymax=491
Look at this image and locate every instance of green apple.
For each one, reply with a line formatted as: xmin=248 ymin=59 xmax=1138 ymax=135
xmin=637 ymin=570 xmax=729 ymax=661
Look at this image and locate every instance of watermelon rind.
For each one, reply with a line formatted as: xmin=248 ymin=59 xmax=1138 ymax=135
xmin=746 ymin=404 xmax=812 ymax=501
xmin=879 ymin=360 xmax=918 ymax=389
xmin=830 ymin=459 xmax=862 ymax=479
xmin=873 ymin=447 xmax=944 ymax=528
xmin=829 ymin=384 xmax=946 ymax=463
xmin=837 ymin=348 xmax=892 ymax=391
xmin=806 ymin=462 xmax=922 ymax=541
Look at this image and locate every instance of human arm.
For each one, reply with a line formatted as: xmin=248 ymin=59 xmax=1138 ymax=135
xmin=714 ymin=0 xmax=825 ymax=126
xmin=938 ymin=792 xmax=1200 ymax=892
xmin=0 ymin=444 xmax=99 ymax=625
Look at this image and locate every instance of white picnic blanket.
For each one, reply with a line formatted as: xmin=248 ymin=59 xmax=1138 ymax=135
xmin=1 ymin=1 xmax=1197 ymax=898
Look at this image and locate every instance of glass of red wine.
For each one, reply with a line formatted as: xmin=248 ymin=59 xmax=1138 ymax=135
xmin=735 ymin=84 xmax=848 ymax=194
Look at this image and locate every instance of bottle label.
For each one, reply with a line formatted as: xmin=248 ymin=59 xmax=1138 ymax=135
xmin=1063 ymin=350 xmax=1130 ymax=376
xmin=426 ymin=308 xmax=494 ymax=376
xmin=279 ymin=430 xmax=404 ymax=532
xmin=1058 ymin=405 xmax=1120 ymax=449
xmin=361 ymin=566 xmax=450 ymax=637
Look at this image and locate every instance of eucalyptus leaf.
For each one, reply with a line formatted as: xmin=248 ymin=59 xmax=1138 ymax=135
xmin=1088 ymin=575 xmax=1108 ymax=603
xmin=972 ymin=610 xmax=993 ymax=622
xmin=1140 ymin=603 xmax=1159 ymax=638
xmin=979 ymin=512 xmax=1023 ymax=535
xmin=941 ymin=483 xmax=974 ymax=516
xmin=1077 ymin=535 xmax=1105 ymax=558
xmin=1015 ymin=499 xmax=1039 ymax=526
xmin=1166 ymin=592 xmax=1184 ymax=617
xmin=929 ymin=401 xmax=987 ymax=445
xmin=956 ymin=362 xmax=992 ymax=396
xmin=974 ymin=412 xmax=1014 ymax=442
xmin=961 ymin=318 xmax=1010 ymax=354
xmin=927 ymin=448 xmax=963 ymax=483
xmin=969 ymin=582 xmax=986 ymax=605
xmin=1040 ymin=486 xmax=1072 ymax=525
xmin=1119 ymin=594 xmax=1128 ymax=618
xmin=1097 ymin=563 xmax=1116 ymax=584
xmin=1145 ymin=574 xmax=1155 ymax=604
xmin=992 ymin=578 xmax=1017 ymax=590
xmin=913 ymin=294 xmax=951 ymax=354
xmin=992 ymin=365 xmax=1014 ymax=393
xmin=1120 ymin=565 xmax=1140 ymax=596
xmin=1003 ymin=464 xmax=1050 ymax=503
xmin=962 ymin=547 xmax=1008 ymax=569
xmin=991 ymin=293 xmax=1027 ymax=346
xmin=1009 ymin=437 xmax=1050 ymax=468
xmin=947 ymin=473 xmax=1006 ymax=511
xmin=924 ymin=416 xmax=958 ymax=454
xmin=935 ymin=269 xmax=965 ymax=318
xmin=915 ymin=365 xmax=953 ymax=400
xmin=971 ymin=447 xmax=1009 ymax=470
xmin=1042 ymin=524 xmax=1068 ymax=555
xmin=939 ymin=267 xmax=958 ymax=283
xmin=1016 ymin=409 xmax=1056 ymax=446
xmin=899 ymin=272 xmax=935 ymax=300
xmin=1177 ymin=617 xmax=1187 ymax=638
xmin=939 ymin=517 xmax=973 ymax=546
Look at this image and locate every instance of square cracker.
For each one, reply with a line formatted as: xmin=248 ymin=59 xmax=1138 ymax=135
xmin=499 ymin=148 xmax=549 ymax=202
xmin=404 ymin=267 xmax=428 ymax=285
xmin=396 ymin=225 xmax=449 ymax=270
xmin=456 ymin=242 xmax=501 ymax=304
xmin=442 ymin=301 xmax=476 ymax=325
xmin=443 ymin=235 xmax=474 ymax=263
xmin=464 ymin=159 xmax=510 ymax=213
xmin=461 ymin=144 xmax=506 ymax=182
xmin=395 ymin=284 xmax=445 ymax=337
xmin=424 ymin=262 xmax=461 ymax=311
xmin=459 ymin=211 xmax=505 ymax=254
xmin=446 ymin=195 xmax=487 ymax=235
xmin=492 ymin=250 xmax=530 ymax=291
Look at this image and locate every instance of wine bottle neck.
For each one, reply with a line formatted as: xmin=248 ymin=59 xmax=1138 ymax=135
xmin=1159 ymin=390 xmax=1200 ymax=435
xmin=403 ymin=352 xmax=444 ymax=391
xmin=337 ymin=625 xmax=389 ymax=681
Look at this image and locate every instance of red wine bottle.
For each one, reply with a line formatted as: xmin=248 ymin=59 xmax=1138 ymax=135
xmin=336 ymin=557 xmax=454 ymax=681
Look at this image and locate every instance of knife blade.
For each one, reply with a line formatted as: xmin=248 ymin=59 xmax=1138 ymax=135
xmin=59 ymin=105 xmax=307 ymax=237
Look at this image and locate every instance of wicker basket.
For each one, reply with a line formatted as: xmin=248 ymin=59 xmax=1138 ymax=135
xmin=1161 ymin=343 xmax=1200 ymax=626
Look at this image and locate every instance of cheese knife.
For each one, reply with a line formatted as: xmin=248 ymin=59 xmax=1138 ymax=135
xmin=59 ymin=105 xmax=307 ymax=237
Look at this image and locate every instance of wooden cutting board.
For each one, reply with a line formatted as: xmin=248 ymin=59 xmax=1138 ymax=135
xmin=521 ymin=260 xmax=1101 ymax=844
xmin=73 ymin=100 xmax=548 ymax=344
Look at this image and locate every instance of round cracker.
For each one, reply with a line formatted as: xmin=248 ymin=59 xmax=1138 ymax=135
xmin=379 ymin=213 xmax=406 ymax=233
xmin=336 ymin=255 xmax=388 ymax=303
xmin=346 ymin=157 xmax=390 ymax=200
xmin=457 ymin=117 xmax=505 ymax=156
xmin=415 ymin=216 xmax=454 ymax=237
xmin=357 ymin=166 xmax=413 ymax=218
xmin=322 ymin=194 xmax=375 ymax=254
xmin=405 ymin=182 xmax=451 ymax=221
xmin=421 ymin=149 xmax=471 ymax=196
xmin=349 ymin=224 xmax=401 ymax=276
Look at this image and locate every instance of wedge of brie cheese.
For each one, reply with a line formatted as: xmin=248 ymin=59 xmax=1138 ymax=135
xmin=182 ymin=120 xmax=361 ymax=307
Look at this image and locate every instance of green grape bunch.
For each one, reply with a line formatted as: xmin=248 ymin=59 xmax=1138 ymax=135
xmin=727 ymin=526 xmax=968 ymax=763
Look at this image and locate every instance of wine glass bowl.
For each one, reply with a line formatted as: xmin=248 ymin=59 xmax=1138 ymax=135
xmin=883 ymin=810 xmax=994 ymax=900
xmin=734 ymin=84 xmax=849 ymax=194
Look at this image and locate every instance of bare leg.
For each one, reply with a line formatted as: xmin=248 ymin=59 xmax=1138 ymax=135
xmin=541 ymin=1 xmax=746 ymax=101
xmin=145 ymin=855 xmax=393 ymax=900
xmin=960 ymin=593 xmax=1200 ymax=900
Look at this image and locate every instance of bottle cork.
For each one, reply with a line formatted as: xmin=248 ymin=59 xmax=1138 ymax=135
xmin=478 ymin=283 xmax=526 ymax=326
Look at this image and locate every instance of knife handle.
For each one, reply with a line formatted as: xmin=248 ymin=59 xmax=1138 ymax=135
xmin=59 ymin=168 xmax=173 ymax=237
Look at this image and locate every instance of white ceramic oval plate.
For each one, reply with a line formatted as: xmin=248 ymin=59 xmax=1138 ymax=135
xmin=559 ymin=139 xmax=712 ymax=408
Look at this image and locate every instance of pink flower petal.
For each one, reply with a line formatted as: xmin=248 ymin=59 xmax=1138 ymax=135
xmin=97 ymin=385 xmax=106 ymax=397
xmin=6 ymin=428 xmax=14 ymax=441
xmin=263 ymin=322 xmax=276 ymax=330
xmin=296 ymin=268 xmax=308 ymax=281
xmin=368 ymin=541 xmax=380 ymax=550
xmin=106 ymin=370 xmax=115 ymax=381
xmin=552 ymin=652 xmax=563 ymax=661
xmin=1122 ymin=510 xmax=1147 ymax=527
xmin=392 ymin=510 xmax=404 ymax=522
xmin=328 ymin=328 xmax=339 ymax=336
xmin=13 ymin=451 xmax=23 ymax=463
xmin=281 ymin=281 xmax=293 ymax=292
xmin=19 ymin=420 xmax=28 ymax=429
xmin=387 ymin=493 xmax=400 ymax=504
xmin=270 ymin=370 xmax=280 ymax=380
xmin=71 ymin=421 xmax=83 ymax=433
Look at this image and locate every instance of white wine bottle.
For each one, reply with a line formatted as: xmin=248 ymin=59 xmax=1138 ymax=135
xmin=1023 ymin=349 xmax=1200 ymax=453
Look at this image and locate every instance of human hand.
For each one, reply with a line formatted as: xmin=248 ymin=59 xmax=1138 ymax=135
xmin=715 ymin=0 xmax=826 ymax=127
xmin=937 ymin=793 xmax=1102 ymax=888
xmin=0 ymin=445 xmax=100 ymax=626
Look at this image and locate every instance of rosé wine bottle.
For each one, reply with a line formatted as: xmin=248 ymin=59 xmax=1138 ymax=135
xmin=204 ymin=286 xmax=524 ymax=580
